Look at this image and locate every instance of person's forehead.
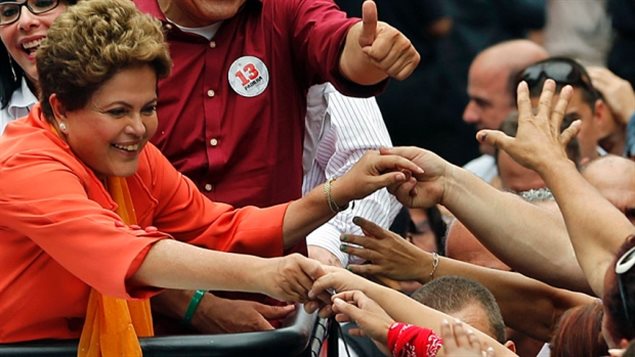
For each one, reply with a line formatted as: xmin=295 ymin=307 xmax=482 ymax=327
xmin=469 ymin=71 xmax=509 ymax=99
xmin=450 ymin=303 xmax=496 ymax=339
xmin=529 ymin=87 xmax=590 ymax=114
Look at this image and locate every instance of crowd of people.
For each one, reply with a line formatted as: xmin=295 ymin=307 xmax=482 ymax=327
xmin=0 ymin=0 xmax=634 ymax=356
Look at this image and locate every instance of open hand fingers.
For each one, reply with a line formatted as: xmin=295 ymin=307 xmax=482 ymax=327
xmin=516 ymin=81 xmax=533 ymax=122
xmin=537 ymin=79 xmax=557 ymax=122
xmin=560 ymin=119 xmax=582 ymax=145
xmin=452 ymin=320 xmax=470 ymax=347
xmin=550 ymin=85 xmax=573 ymax=135
xmin=476 ymin=129 xmax=513 ymax=152
xmin=352 ymin=216 xmax=394 ymax=240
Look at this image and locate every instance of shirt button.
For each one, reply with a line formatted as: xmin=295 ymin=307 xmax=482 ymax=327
xmin=204 ymin=184 xmax=213 ymax=192
xmin=207 ymin=89 xmax=215 ymax=97
xmin=209 ymin=138 xmax=218 ymax=147
xmin=209 ymin=41 xmax=216 ymax=48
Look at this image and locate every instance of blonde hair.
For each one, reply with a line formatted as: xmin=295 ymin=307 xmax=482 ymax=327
xmin=37 ymin=0 xmax=172 ymax=120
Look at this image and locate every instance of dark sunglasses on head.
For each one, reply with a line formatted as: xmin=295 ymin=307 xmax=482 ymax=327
xmin=517 ymin=57 xmax=597 ymax=96
xmin=0 ymin=0 xmax=59 ymax=26
xmin=616 ymin=245 xmax=635 ymax=325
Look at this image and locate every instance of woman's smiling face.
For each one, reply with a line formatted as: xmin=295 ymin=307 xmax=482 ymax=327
xmin=54 ymin=65 xmax=159 ymax=178
xmin=0 ymin=0 xmax=69 ymax=84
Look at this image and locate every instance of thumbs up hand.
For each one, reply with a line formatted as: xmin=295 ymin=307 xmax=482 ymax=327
xmin=358 ymin=0 xmax=378 ymax=48
xmin=358 ymin=1 xmax=419 ymax=80
xmin=340 ymin=1 xmax=420 ymax=84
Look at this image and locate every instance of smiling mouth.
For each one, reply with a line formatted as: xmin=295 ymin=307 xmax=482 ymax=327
xmin=21 ymin=37 xmax=45 ymax=56
xmin=112 ymin=143 xmax=140 ymax=153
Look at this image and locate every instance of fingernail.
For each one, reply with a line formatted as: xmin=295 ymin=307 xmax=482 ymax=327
xmin=340 ymin=234 xmax=348 ymax=242
xmin=340 ymin=244 xmax=347 ymax=252
xmin=352 ymin=216 xmax=361 ymax=224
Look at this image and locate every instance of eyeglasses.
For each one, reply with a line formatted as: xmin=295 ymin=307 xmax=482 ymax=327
xmin=616 ymin=245 xmax=635 ymax=325
xmin=517 ymin=58 xmax=598 ymax=97
xmin=0 ymin=0 xmax=59 ymax=26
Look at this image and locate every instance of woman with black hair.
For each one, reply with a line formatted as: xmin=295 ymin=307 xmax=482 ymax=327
xmin=0 ymin=0 xmax=77 ymax=133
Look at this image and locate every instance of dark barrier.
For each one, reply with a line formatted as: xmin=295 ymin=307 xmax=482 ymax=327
xmin=0 ymin=305 xmax=326 ymax=356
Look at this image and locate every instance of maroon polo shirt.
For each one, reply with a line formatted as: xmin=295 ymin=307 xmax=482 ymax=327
xmin=135 ymin=0 xmax=384 ymax=209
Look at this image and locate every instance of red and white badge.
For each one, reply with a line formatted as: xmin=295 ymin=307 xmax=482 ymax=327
xmin=227 ymin=56 xmax=269 ymax=97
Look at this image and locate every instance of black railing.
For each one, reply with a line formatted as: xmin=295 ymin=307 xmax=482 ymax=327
xmin=0 ymin=305 xmax=333 ymax=356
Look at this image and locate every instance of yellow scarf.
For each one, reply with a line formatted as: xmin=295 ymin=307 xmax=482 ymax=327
xmin=77 ymin=177 xmax=154 ymax=356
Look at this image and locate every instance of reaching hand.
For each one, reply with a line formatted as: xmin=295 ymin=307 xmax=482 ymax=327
xmin=476 ymin=80 xmax=581 ymax=174
xmin=357 ymin=0 xmax=420 ymax=80
xmin=441 ymin=320 xmax=495 ymax=357
xmin=263 ymin=254 xmax=327 ymax=304
xmin=341 ymin=217 xmax=428 ymax=281
xmin=304 ymin=265 xmax=371 ymax=317
xmin=333 ymin=150 xmax=423 ymax=207
xmin=587 ymin=66 xmax=635 ymax=125
xmin=191 ymin=294 xmax=295 ymax=333
xmin=377 ymin=147 xmax=449 ymax=209
xmin=332 ymin=291 xmax=394 ymax=355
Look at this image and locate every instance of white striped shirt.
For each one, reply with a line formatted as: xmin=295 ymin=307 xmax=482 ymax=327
xmin=303 ymin=83 xmax=402 ymax=266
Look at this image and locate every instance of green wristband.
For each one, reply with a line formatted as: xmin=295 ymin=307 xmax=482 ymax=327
xmin=183 ymin=289 xmax=206 ymax=324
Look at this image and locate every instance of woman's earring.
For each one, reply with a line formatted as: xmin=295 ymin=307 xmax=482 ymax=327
xmin=59 ymin=122 xmax=67 ymax=132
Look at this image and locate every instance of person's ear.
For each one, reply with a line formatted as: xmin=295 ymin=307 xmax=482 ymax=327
xmin=593 ymin=99 xmax=618 ymax=137
xmin=594 ymin=99 xmax=610 ymax=124
xmin=504 ymin=340 xmax=516 ymax=353
xmin=49 ymin=93 xmax=68 ymax=133
xmin=49 ymin=93 xmax=67 ymax=121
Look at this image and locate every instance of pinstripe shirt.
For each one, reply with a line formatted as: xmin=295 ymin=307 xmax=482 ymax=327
xmin=303 ymin=83 xmax=402 ymax=266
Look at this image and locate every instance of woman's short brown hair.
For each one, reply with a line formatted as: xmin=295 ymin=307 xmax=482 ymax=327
xmin=36 ymin=0 xmax=172 ymax=121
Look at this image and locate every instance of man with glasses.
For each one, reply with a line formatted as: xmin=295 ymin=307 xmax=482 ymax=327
xmin=475 ymin=79 xmax=635 ymax=351
xmin=517 ymin=57 xmax=626 ymax=162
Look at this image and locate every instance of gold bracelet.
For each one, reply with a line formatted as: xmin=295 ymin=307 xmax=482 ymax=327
xmin=429 ymin=252 xmax=439 ymax=278
xmin=323 ymin=178 xmax=348 ymax=213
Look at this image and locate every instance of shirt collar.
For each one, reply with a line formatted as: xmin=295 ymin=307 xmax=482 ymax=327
xmin=8 ymin=77 xmax=37 ymax=118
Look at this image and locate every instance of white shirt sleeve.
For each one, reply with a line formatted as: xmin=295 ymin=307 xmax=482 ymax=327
xmin=302 ymin=83 xmax=402 ymax=266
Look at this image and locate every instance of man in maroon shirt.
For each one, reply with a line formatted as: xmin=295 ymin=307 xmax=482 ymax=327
xmin=134 ymin=0 xmax=420 ymax=333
